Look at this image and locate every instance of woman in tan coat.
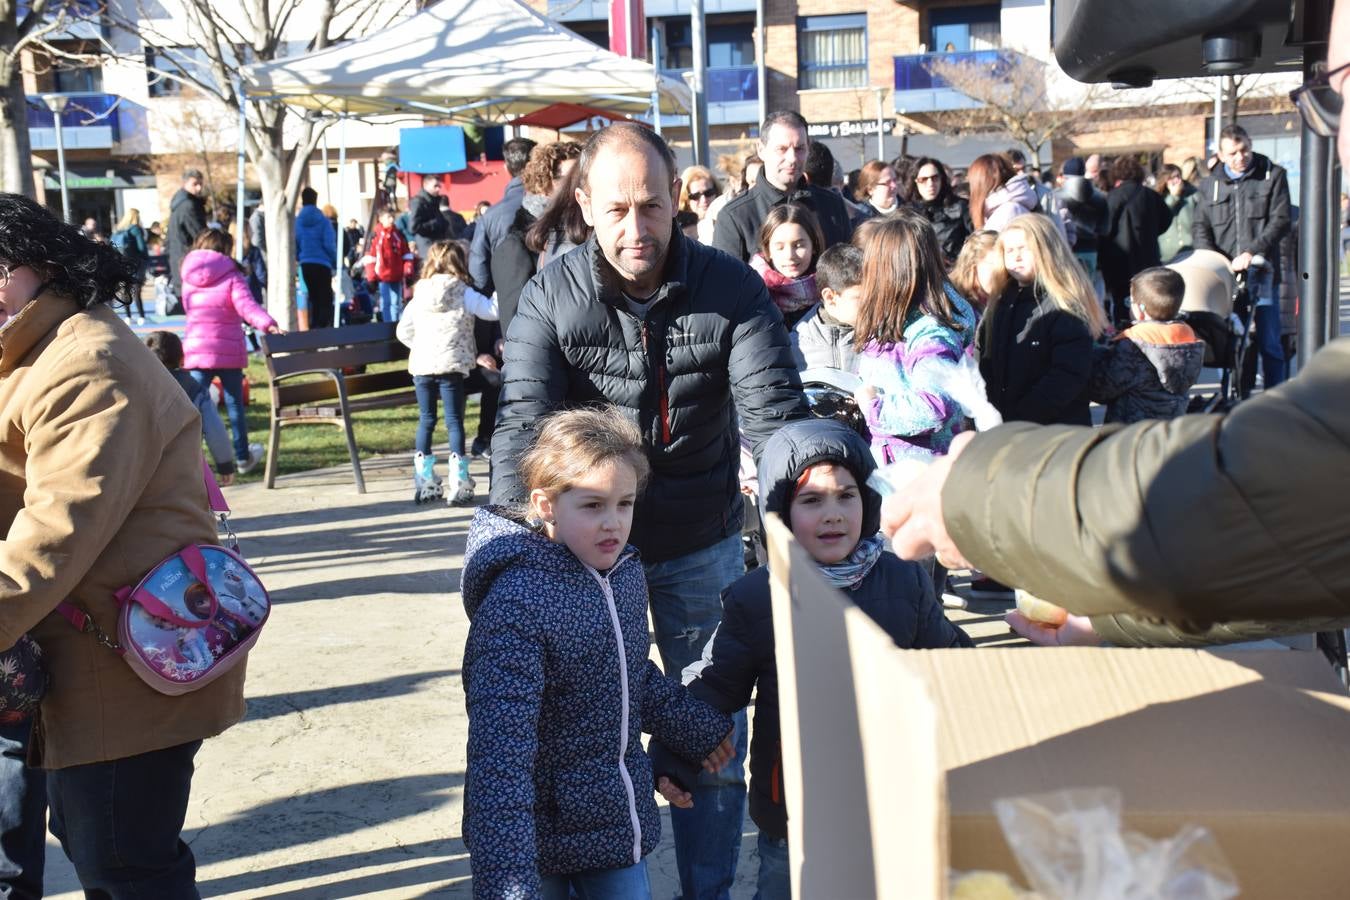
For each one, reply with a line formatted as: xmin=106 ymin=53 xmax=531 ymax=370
xmin=0 ymin=193 xmax=246 ymax=897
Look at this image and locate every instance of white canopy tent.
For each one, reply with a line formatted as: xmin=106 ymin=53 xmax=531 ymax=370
xmin=239 ymin=0 xmax=689 ymax=327
xmin=240 ymin=0 xmax=691 ymax=120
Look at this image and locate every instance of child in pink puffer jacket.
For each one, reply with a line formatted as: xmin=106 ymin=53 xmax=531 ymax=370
xmin=181 ymin=228 xmax=281 ymax=475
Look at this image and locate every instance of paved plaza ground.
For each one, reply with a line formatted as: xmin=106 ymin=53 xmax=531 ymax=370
xmin=37 ymin=449 xmax=1016 ymax=899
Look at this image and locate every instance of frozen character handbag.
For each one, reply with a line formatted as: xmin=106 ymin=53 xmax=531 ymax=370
xmin=57 ymin=460 xmax=270 ymax=695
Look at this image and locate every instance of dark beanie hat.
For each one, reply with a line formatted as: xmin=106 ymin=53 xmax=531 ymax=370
xmin=1062 ymin=157 xmax=1086 ymax=177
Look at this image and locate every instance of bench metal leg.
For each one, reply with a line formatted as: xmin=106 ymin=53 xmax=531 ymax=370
xmin=264 ymin=413 xmax=281 ymax=489
xmin=341 ymin=415 xmax=366 ymax=494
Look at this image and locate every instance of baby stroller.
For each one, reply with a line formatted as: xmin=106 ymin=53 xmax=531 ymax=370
xmin=1167 ymin=249 xmax=1254 ymax=413
xmin=740 ymin=368 xmax=869 ymax=569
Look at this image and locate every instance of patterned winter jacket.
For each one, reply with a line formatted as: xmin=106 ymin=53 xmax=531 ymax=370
xmin=1089 ymin=320 xmax=1206 ymax=424
xmin=856 ymin=284 xmax=978 ymax=463
xmin=396 ymin=275 xmax=497 ymax=378
xmin=460 ymin=507 xmax=732 ymax=897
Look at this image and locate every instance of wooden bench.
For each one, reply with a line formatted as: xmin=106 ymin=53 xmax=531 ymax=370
xmin=259 ymin=323 xmax=415 ymax=493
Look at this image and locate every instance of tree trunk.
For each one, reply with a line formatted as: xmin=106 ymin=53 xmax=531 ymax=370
xmin=257 ymin=153 xmax=297 ymax=331
xmin=0 ymin=21 xmax=36 ymax=198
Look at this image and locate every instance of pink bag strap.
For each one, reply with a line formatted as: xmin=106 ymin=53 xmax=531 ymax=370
xmin=202 ymin=457 xmax=229 ymax=515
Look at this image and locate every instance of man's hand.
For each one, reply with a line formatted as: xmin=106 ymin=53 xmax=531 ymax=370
xmin=702 ymin=727 xmax=735 ymax=773
xmin=879 ymin=431 xmax=975 ymax=568
xmin=476 ymin=353 xmax=499 ymax=372
xmin=1006 ymin=610 xmax=1102 ymax=647
xmin=657 ymin=776 xmax=693 ymax=809
xmin=1229 ymin=251 xmax=1254 ymax=273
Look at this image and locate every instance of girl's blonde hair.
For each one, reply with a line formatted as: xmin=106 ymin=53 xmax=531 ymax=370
xmin=422 ymin=240 xmax=471 ymax=283
xmin=948 ymin=230 xmax=1005 ymax=309
xmin=997 ymin=215 xmax=1107 ymax=338
xmin=520 ymin=407 xmax=651 ymax=500
xmin=115 ymin=208 xmax=141 ymax=232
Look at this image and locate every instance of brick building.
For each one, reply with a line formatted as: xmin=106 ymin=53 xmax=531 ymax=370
xmin=534 ymin=0 xmax=1301 ymax=184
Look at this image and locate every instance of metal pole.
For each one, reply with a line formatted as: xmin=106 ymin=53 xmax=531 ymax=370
xmin=53 ymin=115 xmax=70 ymax=223
xmin=42 ymin=95 xmax=71 ymax=222
xmin=876 ymin=88 xmax=885 ymax=160
xmin=1297 ymin=121 xmax=1331 ymax=365
xmin=651 ymin=23 xmax=662 ymax=137
xmin=321 ymin=132 xmax=331 ymax=201
xmin=334 ymin=115 xmax=347 ymax=329
xmin=234 ymin=76 xmax=247 ymax=260
xmin=689 ymin=0 xmax=710 ymax=166
xmin=755 ymin=0 xmax=767 ymax=128
xmin=1213 ymin=77 xmax=1223 ymax=155
xmin=1325 ymin=152 xmax=1342 ymax=343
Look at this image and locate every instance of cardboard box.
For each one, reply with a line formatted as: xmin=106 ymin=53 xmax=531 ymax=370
xmin=765 ymin=514 xmax=1350 ymax=899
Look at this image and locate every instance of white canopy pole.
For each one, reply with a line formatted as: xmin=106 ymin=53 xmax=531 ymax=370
xmin=234 ymin=75 xmax=247 ymax=260
xmin=334 ymin=114 xmax=348 ymax=328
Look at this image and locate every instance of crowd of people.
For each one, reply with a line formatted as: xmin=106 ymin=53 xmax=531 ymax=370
xmin=0 ymin=47 xmax=1343 ymax=891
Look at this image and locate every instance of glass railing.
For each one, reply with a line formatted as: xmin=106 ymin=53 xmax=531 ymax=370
xmin=662 ymin=65 xmax=759 ymax=104
xmin=26 ymin=93 xmax=122 ymax=136
xmin=893 ymin=49 xmax=1014 ymax=92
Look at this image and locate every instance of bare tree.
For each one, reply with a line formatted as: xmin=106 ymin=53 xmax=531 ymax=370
xmin=0 ymin=0 xmax=105 ymax=197
xmin=924 ymin=51 xmax=1109 ymax=163
xmin=1175 ymin=73 xmax=1294 ymax=126
xmin=106 ymin=0 xmax=413 ymax=326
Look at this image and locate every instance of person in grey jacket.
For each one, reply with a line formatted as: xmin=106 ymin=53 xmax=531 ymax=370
xmin=490 ymin=122 xmax=807 ymax=900
xmin=789 ymin=243 xmax=864 ymax=374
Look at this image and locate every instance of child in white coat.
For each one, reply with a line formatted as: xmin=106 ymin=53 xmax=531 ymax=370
xmin=396 ymin=240 xmax=497 ymax=505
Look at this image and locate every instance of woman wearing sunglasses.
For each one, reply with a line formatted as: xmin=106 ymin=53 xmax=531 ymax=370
xmin=678 ymin=165 xmax=722 ymax=244
xmin=901 ymin=156 xmax=971 ymax=264
xmin=0 ymin=194 xmax=245 ymax=898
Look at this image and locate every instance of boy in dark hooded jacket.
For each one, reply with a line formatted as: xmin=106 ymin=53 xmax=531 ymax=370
xmin=651 ymin=417 xmax=971 ymax=899
xmin=1089 ymin=267 xmax=1206 ymax=424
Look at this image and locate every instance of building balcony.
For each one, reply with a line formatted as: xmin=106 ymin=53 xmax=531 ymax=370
xmin=658 ymin=65 xmax=758 ymax=126
xmin=548 ymin=0 xmax=756 ymax=21
xmin=27 ymin=93 xmax=145 ymax=153
xmin=16 ymin=0 xmax=103 ymax=39
xmin=892 ymin=49 xmax=1015 ymax=113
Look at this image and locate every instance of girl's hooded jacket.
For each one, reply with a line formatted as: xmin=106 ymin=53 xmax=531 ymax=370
xmin=460 ymin=507 xmax=731 ymax=897
xmin=395 ymin=274 xmax=497 ymax=377
xmin=650 ymin=419 xmax=972 ymax=841
xmin=180 ymin=249 xmax=277 ymax=370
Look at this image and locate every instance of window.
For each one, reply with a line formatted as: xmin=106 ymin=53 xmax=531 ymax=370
xmin=663 ymin=17 xmax=755 ymax=70
xmin=797 ymin=14 xmax=867 ymax=90
xmin=145 ymin=47 xmax=212 ymax=98
xmin=929 ymin=4 xmax=1001 ymax=53
xmin=52 ymin=64 xmax=102 ymax=94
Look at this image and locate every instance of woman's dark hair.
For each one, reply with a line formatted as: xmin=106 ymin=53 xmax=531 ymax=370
xmin=966 ymin=154 xmax=1016 ymax=230
xmin=900 ymin=156 xmax=955 ymax=205
xmin=1154 ymin=163 xmax=1183 ymax=196
xmin=0 ymin=193 xmax=140 ymax=309
xmin=526 ymin=163 xmax=590 ymax=255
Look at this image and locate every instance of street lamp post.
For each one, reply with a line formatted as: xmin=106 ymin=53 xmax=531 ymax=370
xmin=41 ymin=94 xmax=71 ymax=222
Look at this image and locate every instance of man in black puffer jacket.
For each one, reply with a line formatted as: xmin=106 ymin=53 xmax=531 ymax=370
xmin=651 ymin=418 xmax=971 ymax=895
xmin=713 ymin=110 xmax=852 ymax=261
xmin=491 ymin=122 xmax=808 ymax=900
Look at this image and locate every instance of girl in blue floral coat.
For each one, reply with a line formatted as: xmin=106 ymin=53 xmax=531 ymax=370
xmin=460 ymin=408 xmax=734 ymax=899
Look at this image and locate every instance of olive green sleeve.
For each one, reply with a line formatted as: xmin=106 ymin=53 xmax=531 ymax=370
xmin=1090 ymin=613 xmax=1350 ymax=648
xmin=941 ymin=340 xmax=1350 ymax=626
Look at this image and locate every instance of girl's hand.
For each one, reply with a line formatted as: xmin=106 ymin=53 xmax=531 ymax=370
xmin=853 ymin=385 xmax=877 ymax=409
xmin=702 ymin=726 xmax=736 ymax=773
xmin=1005 ymin=610 xmax=1102 ymax=646
xmin=266 ymin=324 xmax=285 ymax=335
xmin=657 ymin=776 xmax=693 ymax=809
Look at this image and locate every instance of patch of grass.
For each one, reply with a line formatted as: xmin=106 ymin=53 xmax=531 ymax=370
xmin=231 ymin=358 xmax=480 ymax=483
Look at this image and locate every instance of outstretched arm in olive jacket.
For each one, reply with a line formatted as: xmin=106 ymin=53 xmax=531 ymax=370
xmin=942 ymin=338 xmax=1350 ymax=627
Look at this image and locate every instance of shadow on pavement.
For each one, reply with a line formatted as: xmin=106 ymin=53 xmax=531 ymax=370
xmin=245 ymin=669 xmax=461 ymax=722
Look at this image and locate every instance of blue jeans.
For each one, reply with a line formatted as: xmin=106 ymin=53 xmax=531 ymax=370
xmin=0 ymin=719 xmax=45 ymax=900
xmin=189 ymin=369 xmax=250 ymax=463
xmin=378 ymin=281 xmax=402 ymax=323
xmin=754 ymin=833 xmax=790 ymax=900
xmin=413 ymin=373 xmax=465 ymax=458
xmin=540 ymin=860 xmax=651 ymax=900
xmin=1247 ymin=269 xmax=1285 ymax=389
xmin=644 ymin=533 xmax=747 ymax=900
xmin=47 ymin=740 xmax=201 ymax=899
